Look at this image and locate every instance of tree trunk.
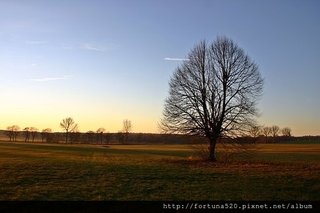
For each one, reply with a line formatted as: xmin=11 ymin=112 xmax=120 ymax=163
xmin=66 ymin=131 xmax=68 ymax=143
xmin=208 ymin=136 xmax=218 ymax=161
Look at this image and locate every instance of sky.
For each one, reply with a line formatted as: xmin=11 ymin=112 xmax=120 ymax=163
xmin=0 ymin=0 xmax=319 ymax=136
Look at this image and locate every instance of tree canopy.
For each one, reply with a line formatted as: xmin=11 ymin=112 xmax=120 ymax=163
xmin=161 ymin=37 xmax=263 ymax=161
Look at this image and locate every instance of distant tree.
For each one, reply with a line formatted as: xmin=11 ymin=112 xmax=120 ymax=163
xmin=86 ymin=131 xmax=95 ymax=143
xmin=123 ymin=119 xmax=132 ymax=144
xmin=271 ymin=125 xmax=280 ymax=137
xmin=262 ymin=126 xmax=272 ymax=143
xmin=281 ymin=127 xmax=292 ymax=137
xmin=123 ymin=119 xmax=132 ymax=133
xmin=6 ymin=126 xmax=14 ymax=141
xmin=7 ymin=125 xmax=20 ymax=142
xmin=96 ymin=128 xmax=105 ymax=144
xmin=249 ymin=125 xmax=261 ymax=138
xmin=30 ymin=127 xmax=38 ymax=142
xmin=41 ymin=128 xmax=52 ymax=142
xmin=23 ymin=127 xmax=30 ymax=142
xmin=13 ymin=125 xmax=20 ymax=141
xmin=60 ymin=117 xmax=78 ymax=143
xmin=96 ymin=128 xmax=105 ymax=134
xmin=161 ymin=37 xmax=263 ymax=161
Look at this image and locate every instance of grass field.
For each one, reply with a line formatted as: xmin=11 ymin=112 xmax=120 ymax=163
xmin=0 ymin=142 xmax=319 ymax=200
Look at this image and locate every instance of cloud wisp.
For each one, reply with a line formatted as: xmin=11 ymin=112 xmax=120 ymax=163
xmin=164 ymin=57 xmax=189 ymax=61
xmin=80 ymin=43 xmax=106 ymax=52
xmin=30 ymin=75 xmax=71 ymax=82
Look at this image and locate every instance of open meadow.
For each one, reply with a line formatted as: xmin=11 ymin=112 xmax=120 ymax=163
xmin=0 ymin=142 xmax=319 ymax=200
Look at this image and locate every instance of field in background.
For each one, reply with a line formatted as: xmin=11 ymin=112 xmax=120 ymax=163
xmin=1 ymin=130 xmax=319 ymax=145
xmin=0 ymin=142 xmax=319 ymax=200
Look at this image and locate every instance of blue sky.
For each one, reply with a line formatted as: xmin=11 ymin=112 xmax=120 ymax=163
xmin=0 ymin=0 xmax=319 ymax=135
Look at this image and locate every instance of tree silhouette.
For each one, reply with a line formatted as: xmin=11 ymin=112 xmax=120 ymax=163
xmin=23 ymin=127 xmax=30 ymax=142
xmin=96 ymin=128 xmax=105 ymax=144
xmin=249 ymin=125 xmax=261 ymax=138
xmin=30 ymin=127 xmax=38 ymax=142
xmin=161 ymin=37 xmax=263 ymax=161
xmin=123 ymin=119 xmax=132 ymax=133
xmin=262 ymin=126 xmax=272 ymax=143
xmin=281 ymin=127 xmax=292 ymax=137
xmin=6 ymin=126 xmax=14 ymax=141
xmin=86 ymin=131 xmax=95 ymax=143
xmin=41 ymin=128 xmax=52 ymax=142
xmin=7 ymin=125 xmax=20 ymax=142
xmin=271 ymin=125 xmax=280 ymax=138
xmin=60 ymin=117 xmax=78 ymax=143
xmin=123 ymin=119 xmax=132 ymax=144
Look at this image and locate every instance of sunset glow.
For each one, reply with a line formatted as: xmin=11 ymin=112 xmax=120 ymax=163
xmin=0 ymin=0 xmax=319 ymax=136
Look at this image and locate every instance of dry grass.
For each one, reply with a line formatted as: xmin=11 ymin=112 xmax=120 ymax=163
xmin=0 ymin=142 xmax=319 ymax=200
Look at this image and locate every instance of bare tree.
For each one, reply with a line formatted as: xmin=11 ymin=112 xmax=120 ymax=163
xmin=96 ymin=128 xmax=105 ymax=134
xmin=23 ymin=127 xmax=30 ymax=142
xmin=30 ymin=127 xmax=38 ymax=142
xmin=13 ymin=125 xmax=20 ymax=141
xmin=7 ymin=125 xmax=20 ymax=142
xmin=41 ymin=128 xmax=52 ymax=142
xmin=262 ymin=126 xmax=272 ymax=143
xmin=249 ymin=125 xmax=261 ymax=138
xmin=281 ymin=127 xmax=292 ymax=137
xmin=161 ymin=37 xmax=263 ymax=161
xmin=6 ymin=126 xmax=14 ymax=141
xmin=123 ymin=119 xmax=132 ymax=144
xmin=96 ymin=128 xmax=105 ymax=144
xmin=60 ymin=117 xmax=78 ymax=143
xmin=86 ymin=131 xmax=95 ymax=143
xmin=123 ymin=119 xmax=132 ymax=133
xmin=271 ymin=125 xmax=280 ymax=137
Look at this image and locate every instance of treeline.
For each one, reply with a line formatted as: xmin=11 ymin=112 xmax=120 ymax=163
xmin=248 ymin=125 xmax=292 ymax=143
xmin=238 ymin=135 xmax=320 ymax=144
xmin=0 ymin=130 xmax=204 ymax=144
xmin=0 ymin=129 xmax=319 ymax=144
xmin=1 ymin=121 xmax=319 ymax=144
xmin=1 ymin=117 xmax=204 ymax=144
